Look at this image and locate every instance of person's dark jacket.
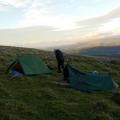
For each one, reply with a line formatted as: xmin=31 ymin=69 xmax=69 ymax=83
xmin=55 ymin=49 xmax=64 ymax=64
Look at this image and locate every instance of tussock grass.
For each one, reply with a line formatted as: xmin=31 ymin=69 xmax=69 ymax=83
xmin=111 ymin=92 xmax=120 ymax=105
xmin=0 ymin=46 xmax=120 ymax=120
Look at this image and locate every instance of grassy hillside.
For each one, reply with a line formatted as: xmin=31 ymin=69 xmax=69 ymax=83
xmin=0 ymin=46 xmax=120 ymax=120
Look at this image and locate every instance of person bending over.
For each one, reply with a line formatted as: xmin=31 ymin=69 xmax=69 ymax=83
xmin=54 ymin=49 xmax=64 ymax=73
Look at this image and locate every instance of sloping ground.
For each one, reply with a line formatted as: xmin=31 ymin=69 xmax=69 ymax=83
xmin=0 ymin=46 xmax=120 ymax=120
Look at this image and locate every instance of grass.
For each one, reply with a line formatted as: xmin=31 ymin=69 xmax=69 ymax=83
xmin=111 ymin=92 xmax=120 ymax=105
xmin=0 ymin=46 xmax=120 ymax=120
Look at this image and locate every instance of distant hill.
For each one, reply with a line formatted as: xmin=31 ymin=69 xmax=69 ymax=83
xmin=79 ymin=46 xmax=120 ymax=58
xmin=57 ymin=36 xmax=120 ymax=58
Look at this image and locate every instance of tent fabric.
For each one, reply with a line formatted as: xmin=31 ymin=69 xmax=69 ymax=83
xmin=68 ymin=65 xmax=118 ymax=92
xmin=10 ymin=70 xmax=23 ymax=77
xmin=8 ymin=55 xmax=51 ymax=75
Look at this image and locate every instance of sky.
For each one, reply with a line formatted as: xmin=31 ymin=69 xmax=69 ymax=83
xmin=0 ymin=0 xmax=120 ymax=48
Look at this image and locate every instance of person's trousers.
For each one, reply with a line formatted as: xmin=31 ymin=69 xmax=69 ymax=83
xmin=57 ymin=62 xmax=64 ymax=73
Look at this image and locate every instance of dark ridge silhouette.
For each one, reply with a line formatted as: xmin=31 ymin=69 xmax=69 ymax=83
xmin=80 ymin=46 xmax=120 ymax=58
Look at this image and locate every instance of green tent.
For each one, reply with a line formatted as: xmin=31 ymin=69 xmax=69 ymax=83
xmin=68 ymin=65 xmax=118 ymax=92
xmin=8 ymin=55 xmax=51 ymax=75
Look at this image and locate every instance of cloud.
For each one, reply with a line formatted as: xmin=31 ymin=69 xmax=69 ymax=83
xmin=0 ymin=2 xmax=13 ymax=11
xmin=21 ymin=4 xmax=120 ymax=31
xmin=100 ymin=18 xmax=120 ymax=32
xmin=77 ymin=7 xmax=120 ymax=32
xmin=95 ymin=0 xmax=104 ymax=1
xmin=0 ymin=26 xmax=54 ymax=46
xmin=0 ymin=26 xmax=80 ymax=47
xmin=19 ymin=0 xmax=79 ymax=30
xmin=0 ymin=23 xmax=120 ymax=48
xmin=0 ymin=0 xmax=120 ymax=48
xmin=0 ymin=0 xmax=31 ymax=8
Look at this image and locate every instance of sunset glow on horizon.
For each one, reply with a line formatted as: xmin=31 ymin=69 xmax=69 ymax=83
xmin=0 ymin=0 xmax=120 ymax=48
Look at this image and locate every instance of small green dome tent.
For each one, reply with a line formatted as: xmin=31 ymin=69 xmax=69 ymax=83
xmin=8 ymin=55 xmax=51 ymax=75
xmin=68 ymin=65 xmax=118 ymax=92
